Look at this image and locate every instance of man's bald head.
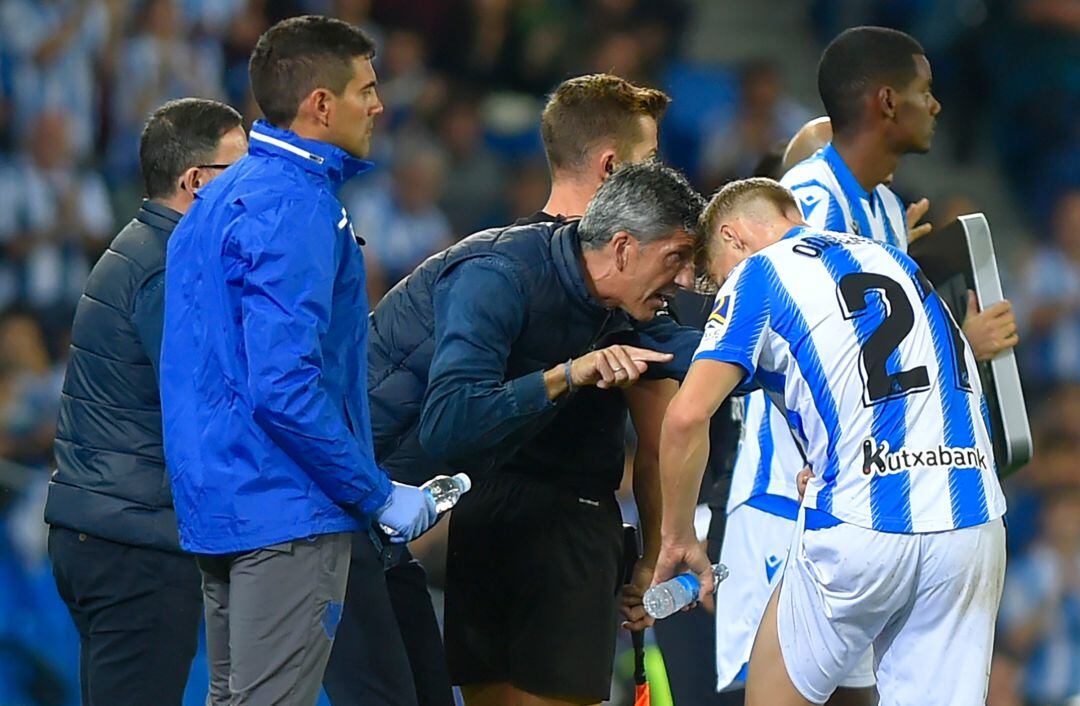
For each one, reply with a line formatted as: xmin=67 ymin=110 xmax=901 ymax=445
xmin=781 ymin=116 xmax=832 ymax=172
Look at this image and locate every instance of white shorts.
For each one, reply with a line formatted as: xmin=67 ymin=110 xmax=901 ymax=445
xmin=714 ymin=502 xmax=873 ymax=691
xmin=777 ymin=515 xmax=1006 ymax=705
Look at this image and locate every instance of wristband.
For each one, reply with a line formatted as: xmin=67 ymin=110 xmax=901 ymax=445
xmin=563 ymin=358 xmax=575 ymax=395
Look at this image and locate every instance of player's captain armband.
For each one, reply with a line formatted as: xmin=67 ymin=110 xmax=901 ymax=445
xmin=700 ymin=292 xmax=732 ymax=350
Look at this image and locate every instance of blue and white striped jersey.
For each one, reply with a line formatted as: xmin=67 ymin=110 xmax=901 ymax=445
xmin=725 ymin=390 xmax=803 ymax=515
xmin=724 ymin=143 xmax=912 ymax=517
xmin=695 ymin=227 xmax=1006 ymax=534
xmin=780 ymin=143 xmax=908 ymax=249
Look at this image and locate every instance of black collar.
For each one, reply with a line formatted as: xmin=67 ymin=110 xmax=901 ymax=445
xmin=136 ymin=200 xmax=183 ymax=234
xmin=549 ymin=221 xmax=609 ymax=316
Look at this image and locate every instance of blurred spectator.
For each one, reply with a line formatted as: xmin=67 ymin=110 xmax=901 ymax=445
xmin=999 ymin=487 xmax=1080 ymax=705
xmin=107 ymin=0 xmax=225 ymax=180
xmin=1041 ymin=384 xmax=1080 ymax=443
xmin=438 ymin=93 xmax=506 ymax=234
xmin=700 ymin=60 xmax=811 ymax=189
xmin=588 ymin=31 xmax=650 ymax=85
xmin=502 ymin=157 xmax=550 ymax=222
xmin=987 ymin=650 xmax=1025 ymax=706
xmin=1002 ymin=428 xmax=1080 ymax=557
xmin=0 ymin=307 xmax=59 ymax=468
xmin=0 ymin=112 xmax=113 ymax=313
xmin=177 ymin=0 xmax=246 ymax=37
xmin=344 ymin=140 xmax=452 ymax=298
xmin=220 ymin=1 xmax=271 ymax=107
xmin=931 ymin=193 xmax=980 ymax=231
xmin=583 ymin=0 xmax=689 ymax=77
xmin=1016 ymin=190 xmax=1080 ymax=388
xmin=377 ymin=29 xmax=438 ymax=131
xmin=508 ymin=0 xmax=574 ymax=94
xmin=0 ymin=0 xmax=114 ymax=160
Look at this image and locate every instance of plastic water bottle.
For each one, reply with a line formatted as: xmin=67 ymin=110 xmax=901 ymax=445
xmin=643 ymin=563 xmax=730 ymax=619
xmin=423 ymin=473 xmax=472 ymax=513
xmin=379 ymin=473 xmax=472 ymax=536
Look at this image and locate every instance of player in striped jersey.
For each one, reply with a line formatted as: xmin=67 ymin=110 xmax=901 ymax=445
xmin=780 ymin=27 xmax=1016 ymax=364
xmin=712 ymin=28 xmax=931 ymax=698
xmin=710 ymin=27 xmax=1019 ymax=701
xmin=656 ymin=178 xmax=1007 ymax=706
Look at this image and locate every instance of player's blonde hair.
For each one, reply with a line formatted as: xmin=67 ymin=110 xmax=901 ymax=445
xmin=699 ymin=178 xmax=800 ymax=238
xmin=694 ymin=178 xmax=800 ymax=293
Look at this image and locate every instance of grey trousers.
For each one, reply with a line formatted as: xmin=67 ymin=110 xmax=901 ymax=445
xmin=198 ymin=532 xmax=352 ymax=706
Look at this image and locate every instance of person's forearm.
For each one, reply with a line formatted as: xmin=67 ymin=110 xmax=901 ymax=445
xmin=543 ymin=364 xmax=569 ymax=400
xmin=632 ymin=451 xmax=663 ymax=566
xmin=659 ymin=410 xmax=711 ymax=544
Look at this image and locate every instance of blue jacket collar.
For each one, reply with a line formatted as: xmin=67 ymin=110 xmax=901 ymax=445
xmin=248 ymin=120 xmax=374 ymax=186
xmin=823 ymin=142 xmax=870 ymax=201
xmin=551 ymin=221 xmax=607 ymax=314
xmin=137 ymin=199 xmax=182 ymax=234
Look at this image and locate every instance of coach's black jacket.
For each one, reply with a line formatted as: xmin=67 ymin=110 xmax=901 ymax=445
xmin=44 ymin=201 xmax=184 ymax=553
xmin=368 ymin=218 xmax=701 ymax=486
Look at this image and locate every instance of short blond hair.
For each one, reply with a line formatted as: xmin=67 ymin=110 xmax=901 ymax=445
xmin=540 ymin=74 xmax=669 ymax=173
xmin=699 ymin=177 xmax=800 ymax=239
xmin=694 ymin=178 xmax=800 ymax=292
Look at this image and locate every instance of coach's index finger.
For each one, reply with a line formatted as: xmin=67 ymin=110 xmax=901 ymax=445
xmin=625 ymin=347 xmax=675 ymax=364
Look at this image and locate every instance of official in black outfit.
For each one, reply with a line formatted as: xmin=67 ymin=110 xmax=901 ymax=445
xmin=44 ymin=98 xmax=246 ymax=706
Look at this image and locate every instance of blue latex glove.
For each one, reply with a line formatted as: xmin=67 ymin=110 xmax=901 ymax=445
xmin=376 ymin=482 xmax=438 ymax=543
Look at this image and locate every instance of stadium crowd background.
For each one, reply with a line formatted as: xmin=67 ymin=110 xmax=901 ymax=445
xmin=0 ymin=0 xmax=1076 ymax=704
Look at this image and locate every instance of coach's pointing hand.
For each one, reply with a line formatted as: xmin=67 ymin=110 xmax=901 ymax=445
xmin=574 ymin=345 xmax=673 ymax=390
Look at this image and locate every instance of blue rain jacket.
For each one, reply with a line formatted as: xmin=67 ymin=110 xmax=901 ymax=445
xmin=161 ymin=121 xmax=391 ymax=554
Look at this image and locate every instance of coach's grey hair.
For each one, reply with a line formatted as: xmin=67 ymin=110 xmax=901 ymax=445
xmin=578 ymin=162 xmax=705 ymax=250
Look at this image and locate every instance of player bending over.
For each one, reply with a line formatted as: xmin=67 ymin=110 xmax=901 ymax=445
xmin=655 ymin=177 xmax=1006 ymax=706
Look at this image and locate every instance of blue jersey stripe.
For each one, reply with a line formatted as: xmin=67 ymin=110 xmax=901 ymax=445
xmin=751 ymin=395 xmax=775 ymax=497
xmin=882 ymin=249 xmax=989 ymax=527
xmin=980 ymin=395 xmax=999 ymax=475
xmin=824 ymin=195 xmax=848 ymax=233
xmin=757 ymin=369 xmax=785 ymax=395
xmin=818 ymin=243 xmax=913 ymax=532
xmin=786 ymin=407 xmax=808 ymax=449
xmin=878 ymin=193 xmax=901 ymax=248
xmin=758 ymin=258 xmax=843 ymax=513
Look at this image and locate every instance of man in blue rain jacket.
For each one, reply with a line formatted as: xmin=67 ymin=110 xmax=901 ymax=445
xmin=159 ymin=16 xmax=436 ymax=706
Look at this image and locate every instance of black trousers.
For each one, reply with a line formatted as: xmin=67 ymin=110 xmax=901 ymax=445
xmin=47 ymin=526 xmax=202 ymax=706
xmin=323 ymin=531 xmax=454 ymax=706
